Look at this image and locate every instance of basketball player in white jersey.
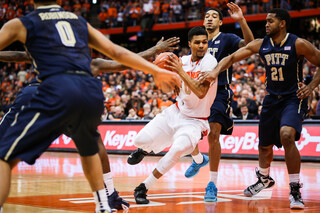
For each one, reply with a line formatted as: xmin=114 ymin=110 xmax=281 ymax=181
xmin=131 ymin=26 xmax=218 ymax=204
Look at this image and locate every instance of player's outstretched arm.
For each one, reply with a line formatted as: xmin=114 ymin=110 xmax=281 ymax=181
xmin=296 ymin=38 xmax=320 ymax=99
xmin=91 ymin=37 xmax=180 ymax=76
xmin=0 ymin=18 xmax=26 ymax=51
xmin=227 ymin=2 xmax=254 ymax=47
xmin=198 ymin=39 xmax=263 ymax=83
xmin=165 ymin=56 xmax=211 ymax=99
xmin=87 ymin=23 xmax=181 ymax=89
xmin=0 ymin=51 xmax=30 ymax=63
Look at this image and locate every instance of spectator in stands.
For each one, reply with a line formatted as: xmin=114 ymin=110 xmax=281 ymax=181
xmin=141 ymin=103 xmax=154 ymax=120
xmin=161 ymin=0 xmax=170 ymax=23
xmin=254 ymin=105 xmax=263 ymax=120
xmin=108 ymin=2 xmax=118 ymax=28
xmin=99 ymin=8 xmax=109 ymax=28
xmin=159 ymin=93 xmax=173 ymax=110
xmin=171 ymin=0 xmax=183 ymax=22
xmin=236 ymin=104 xmax=255 ymax=120
xmin=126 ymin=91 xmax=145 ymax=118
xmin=141 ymin=0 xmax=154 ymax=32
xmin=109 ymin=106 xmax=126 ymax=120
xmin=153 ymin=0 xmax=161 ymax=23
xmin=128 ymin=2 xmax=141 ymax=26
xmin=6 ymin=5 xmax=15 ymax=20
xmin=126 ymin=108 xmax=140 ymax=120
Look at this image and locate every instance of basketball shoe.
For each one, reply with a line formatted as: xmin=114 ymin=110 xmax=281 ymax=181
xmin=127 ymin=148 xmax=149 ymax=165
xmin=289 ymin=182 xmax=304 ymax=209
xmin=204 ymin=181 xmax=218 ymax=202
xmin=244 ymin=168 xmax=275 ymax=197
xmin=185 ymin=154 xmax=209 ymax=178
xmin=134 ymin=183 xmax=149 ymax=204
xmin=108 ymin=190 xmax=130 ymax=211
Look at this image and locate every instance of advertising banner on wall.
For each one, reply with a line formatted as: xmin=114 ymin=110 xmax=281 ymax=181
xmin=49 ymin=121 xmax=320 ymax=158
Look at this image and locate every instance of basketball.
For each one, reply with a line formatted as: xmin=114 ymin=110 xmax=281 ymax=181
xmin=153 ymin=52 xmax=179 ymax=71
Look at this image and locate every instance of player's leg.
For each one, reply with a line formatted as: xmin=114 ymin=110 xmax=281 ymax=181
xmin=279 ymin=97 xmax=307 ymax=209
xmin=97 ymin=136 xmax=129 ymax=210
xmin=128 ymin=112 xmax=172 ymax=165
xmin=134 ymin=135 xmax=194 ymax=204
xmin=280 ymin=126 xmax=304 ymax=208
xmin=244 ymin=95 xmax=276 ymax=197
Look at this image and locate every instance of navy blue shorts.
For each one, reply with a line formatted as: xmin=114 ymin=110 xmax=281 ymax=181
xmin=0 ymin=84 xmax=38 ymax=141
xmin=0 ymin=73 xmax=104 ymax=164
xmin=259 ymin=94 xmax=308 ymax=148
xmin=208 ymin=86 xmax=234 ymax=135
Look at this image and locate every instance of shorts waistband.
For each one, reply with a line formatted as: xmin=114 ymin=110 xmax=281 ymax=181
xmin=65 ymin=70 xmax=92 ymax=77
xmin=268 ymin=93 xmax=293 ymax=99
xmin=28 ymin=82 xmax=41 ymax=87
xmin=175 ymin=102 xmax=207 ymax=120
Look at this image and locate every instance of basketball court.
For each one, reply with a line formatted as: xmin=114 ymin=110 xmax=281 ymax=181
xmin=5 ymin=152 xmax=320 ymax=212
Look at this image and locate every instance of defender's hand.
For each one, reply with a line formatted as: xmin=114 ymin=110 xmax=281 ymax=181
xmin=156 ymin=37 xmax=180 ymax=53
xmin=227 ymin=2 xmax=244 ymax=21
xmin=297 ymin=82 xmax=312 ymax=99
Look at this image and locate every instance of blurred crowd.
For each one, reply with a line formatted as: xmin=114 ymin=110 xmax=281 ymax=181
xmin=0 ymin=0 xmax=319 ymax=29
xmin=0 ymin=0 xmax=320 ymax=121
xmin=97 ymin=0 xmax=320 ymax=29
xmin=1 ymin=44 xmax=320 ymax=121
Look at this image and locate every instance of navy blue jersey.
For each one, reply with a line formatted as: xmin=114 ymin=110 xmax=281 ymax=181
xmin=259 ymin=33 xmax=303 ymax=96
xmin=19 ymin=5 xmax=91 ymax=81
xmin=208 ymin=32 xmax=241 ymax=86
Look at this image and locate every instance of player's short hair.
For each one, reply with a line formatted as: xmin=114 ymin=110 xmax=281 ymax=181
xmin=269 ymin=8 xmax=291 ymax=29
xmin=34 ymin=0 xmax=56 ymax=3
xmin=205 ymin=8 xmax=223 ymax=21
xmin=188 ymin=26 xmax=208 ymax=41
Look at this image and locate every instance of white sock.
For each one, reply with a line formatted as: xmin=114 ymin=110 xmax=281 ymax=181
xmin=259 ymin=167 xmax=270 ymax=176
xmin=143 ymin=173 xmax=158 ymax=189
xmin=93 ymin=189 xmax=109 ymax=212
xmin=192 ymin=153 xmax=204 ymax=164
xmin=103 ymin=172 xmax=115 ymax=196
xmin=289 ymin=173 xmax=300 ymax=183
xmin=209 ymin=171 xmax=218 ymax=184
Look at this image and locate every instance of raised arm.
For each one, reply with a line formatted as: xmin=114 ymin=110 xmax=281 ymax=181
xmin=199 ymin=39 xmax=263 ymax=83
xmin=0 ymin=51 xmax=30 ymax=63
xmin=91 ymin=37 xmax=180 ymax=76
xmin=87 ymin=23 xmax=181 ymax=89
xmin=296 ymin=38 xmax=320 ymax=99
xmin=227 ymin=2 xmax=254 ymax=48
xmin=165 ymin=56 xmax=211 ymax=99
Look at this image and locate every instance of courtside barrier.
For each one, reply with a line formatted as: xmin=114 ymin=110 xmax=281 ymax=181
xmin=49 ymin=120 xmax=320 ymax=162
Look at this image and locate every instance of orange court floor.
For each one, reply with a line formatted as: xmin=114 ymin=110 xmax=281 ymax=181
xmin=4 ymin=152 xmax=320 ymax=213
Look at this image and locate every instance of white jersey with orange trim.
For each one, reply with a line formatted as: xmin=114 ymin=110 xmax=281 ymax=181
xmin=176 ymin=52 xmax=218 ymax=118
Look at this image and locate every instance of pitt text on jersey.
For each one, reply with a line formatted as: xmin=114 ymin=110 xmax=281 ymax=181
xmin=208 ymin=47 xmax=218 ymax=57
xmin=264 ymin=53 xmax=289 ymax=66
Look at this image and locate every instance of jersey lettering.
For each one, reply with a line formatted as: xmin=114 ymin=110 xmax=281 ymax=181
xmin=264 ymin=53 xmax=289 ymax=66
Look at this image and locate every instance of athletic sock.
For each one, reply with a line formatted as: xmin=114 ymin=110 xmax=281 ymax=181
xmin=209 ymin=171 xmax=218 ymax=184
xmin=143 ymin=173 xmax=158 ymax=189
xmin=103 ymin=172 xmax=115 ymax=196
xmin=259 ymin=167 xmax=270 ymax=176
xmin=289 ymin=173 xmax=300 ymax=183
xmin=93 ymin=189 xmax=109 ymax=212
xmin=192 ymin=153 xmax=204 ymax=164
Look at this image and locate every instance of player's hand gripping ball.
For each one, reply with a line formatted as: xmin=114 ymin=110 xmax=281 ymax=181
xmin=153 ymin=52 xmax=179 ymax=71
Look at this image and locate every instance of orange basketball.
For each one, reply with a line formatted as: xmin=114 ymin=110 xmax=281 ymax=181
xmin=153 ymin=52 xmax=179 ymax=71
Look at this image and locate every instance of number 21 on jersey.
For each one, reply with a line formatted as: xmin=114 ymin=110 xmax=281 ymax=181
xmin=271 ymin=67 xmax=284 ymax=81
